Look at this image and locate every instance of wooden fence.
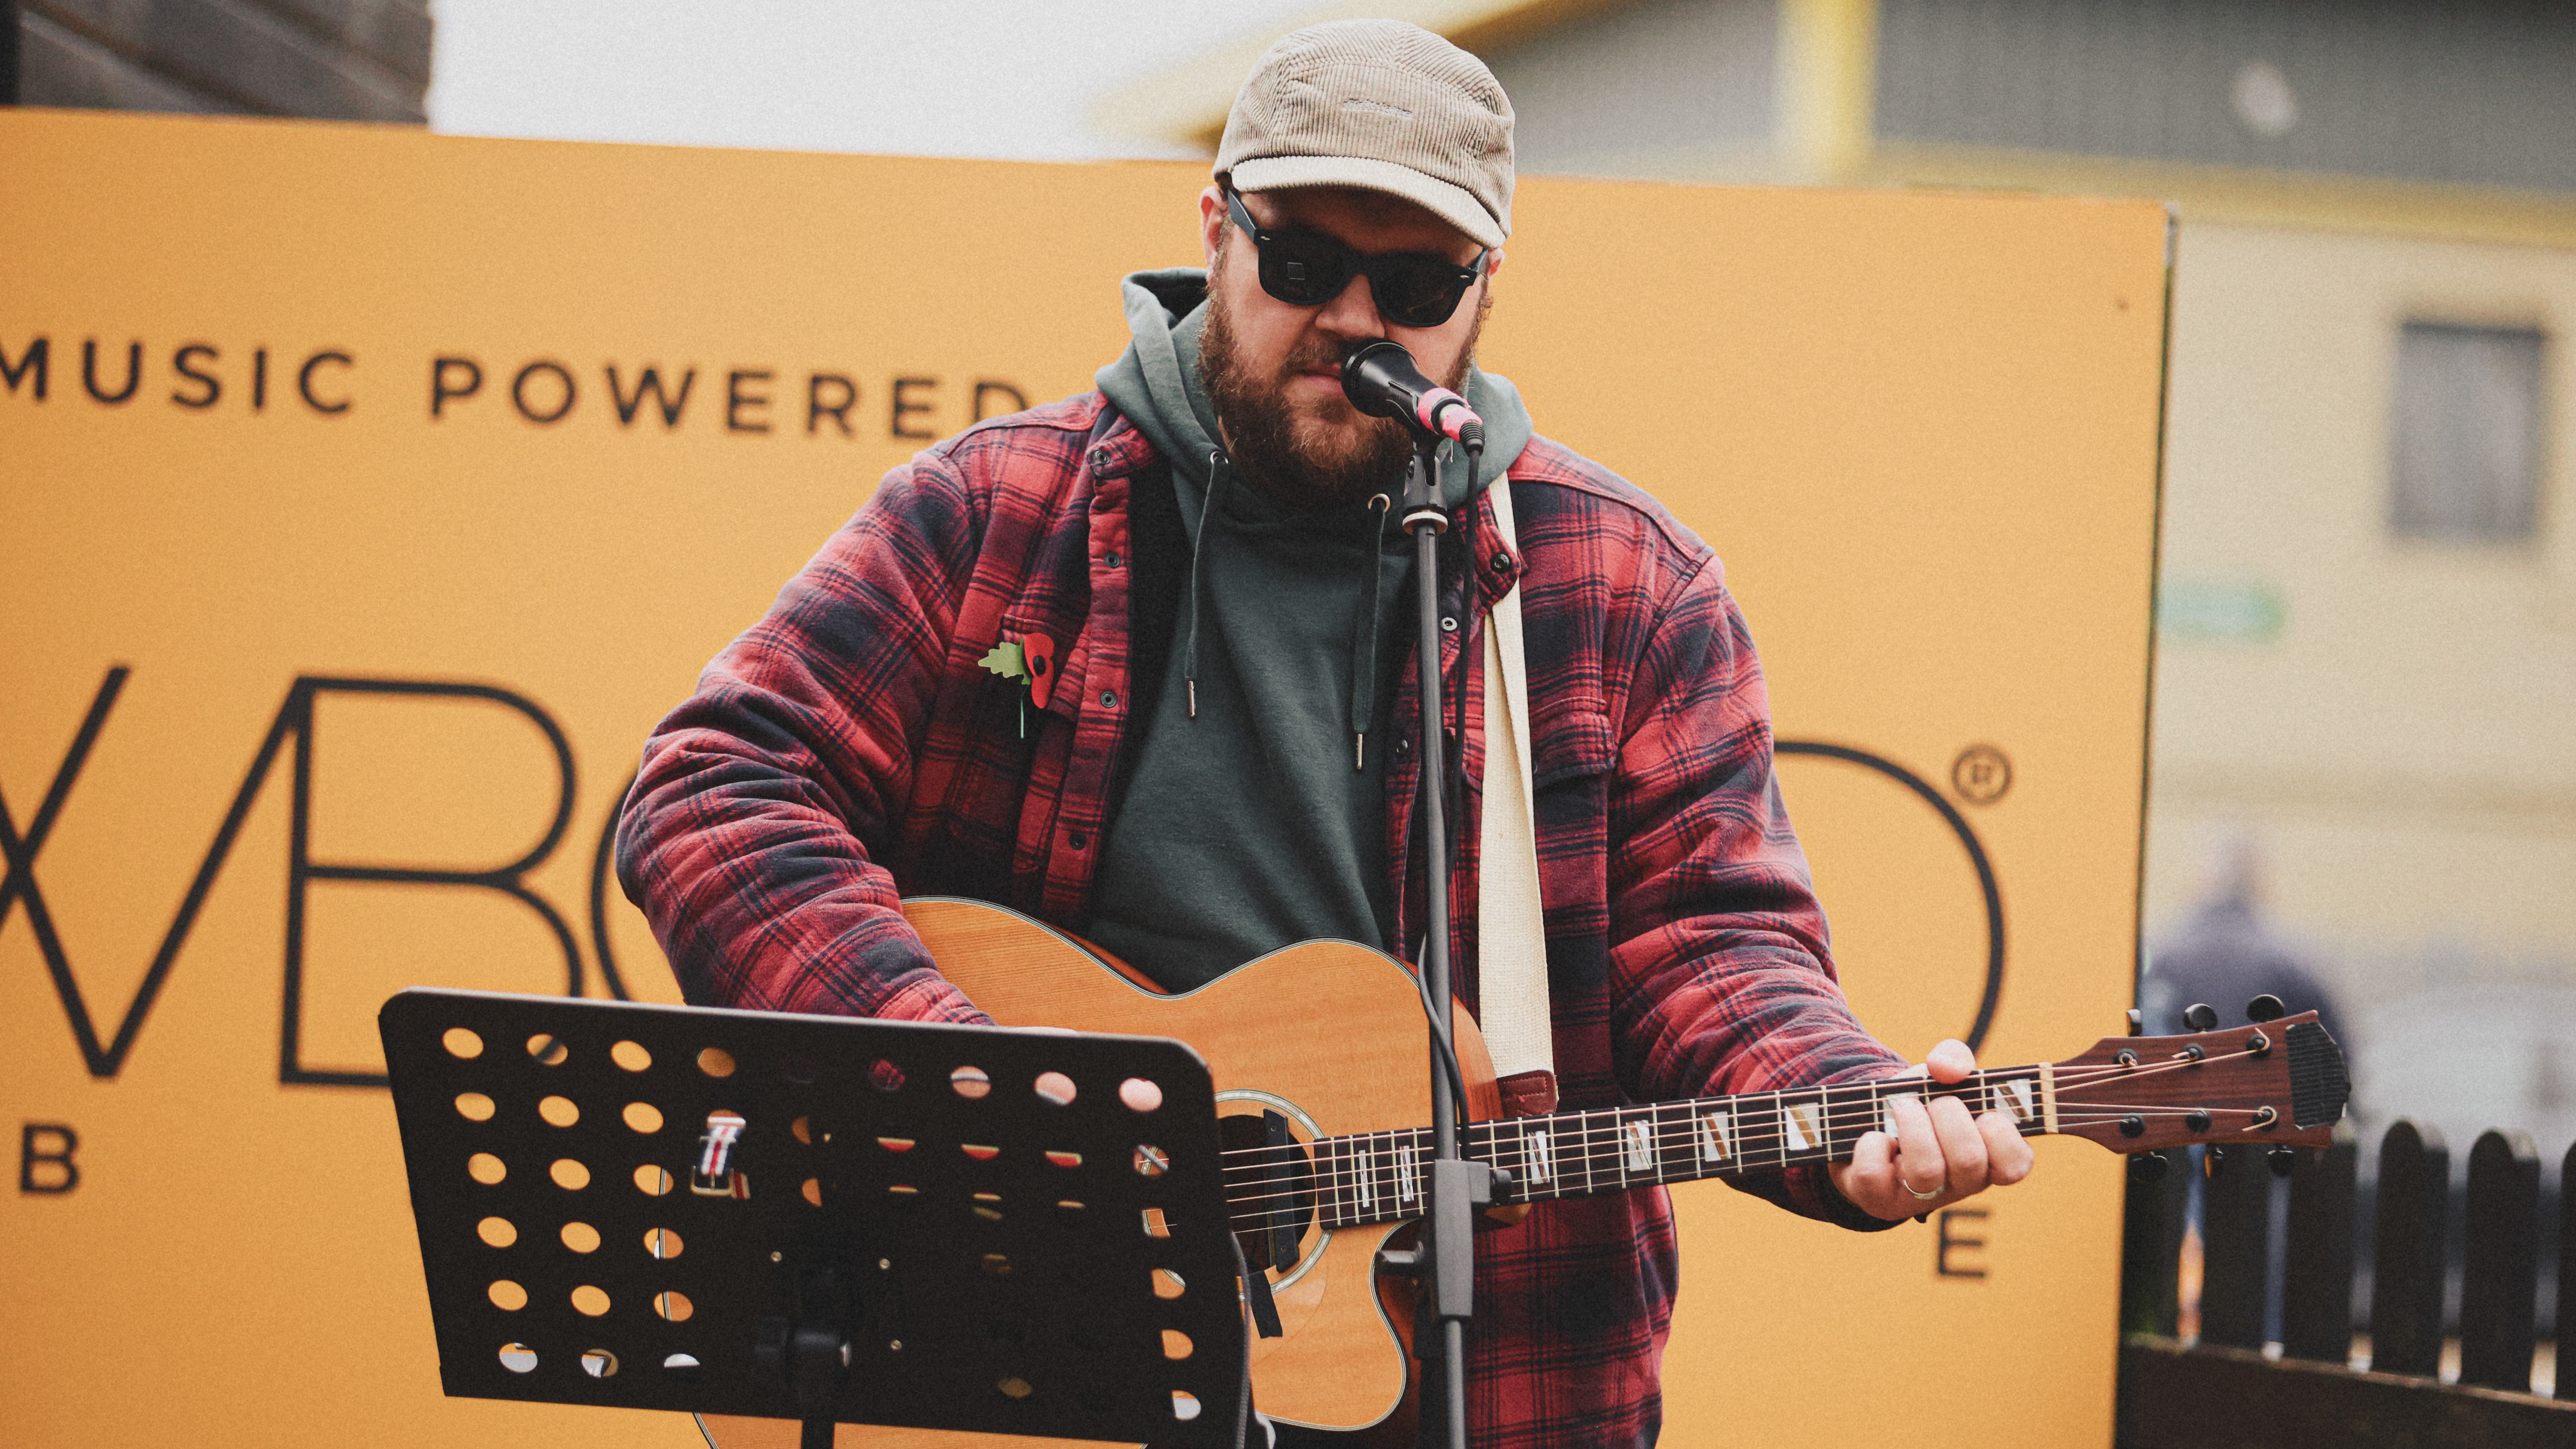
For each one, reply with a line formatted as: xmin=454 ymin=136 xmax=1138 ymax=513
xmin=2117 ymin=1121 xmax=2576 ymax=1447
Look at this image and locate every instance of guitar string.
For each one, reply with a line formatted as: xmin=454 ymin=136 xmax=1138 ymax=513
xmin=1208 ymin=1083 xmax=2276 ymax=1221
xmin=1209 ymin=1082 xmax=2272 ymax=1207
xmin=1205 ymin=1083 xmax=2277 ymax=1217
xmin=1063 ymin=1048 xmax=2284 ymax=1233
xmin=1209 ymin=1104 xmax=2275 ymax=1229
xmin=1221 ymin=1136 xmax=2251 ymax=1234
xmin=1202 ymin=1041 xmax=2279 ymax=1167
xmin=1222 ymin=1137 xmax=2262 ymax=1240
xmin=1205 ymin=1041 xmax=2277 ymax=1208
xmin=1206 ymin=1094 xmax=2252 ymax=1192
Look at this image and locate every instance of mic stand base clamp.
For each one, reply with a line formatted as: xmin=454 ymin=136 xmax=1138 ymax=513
xmin=1422 ymin=1158 xmax=1493 ymax=1323
xmin=755 ymin=1264 xmax=856 ymax=1449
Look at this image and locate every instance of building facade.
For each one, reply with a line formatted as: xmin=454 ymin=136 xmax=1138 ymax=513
xmin=4 ymin=0 xmax=429 ymax=120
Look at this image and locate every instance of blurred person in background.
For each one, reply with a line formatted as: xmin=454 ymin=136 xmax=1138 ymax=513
xmin=2144 ymin=828 xmax=2350 ymax=1348
xmin=2143 ymin=827 xmax=2344 ymax=1041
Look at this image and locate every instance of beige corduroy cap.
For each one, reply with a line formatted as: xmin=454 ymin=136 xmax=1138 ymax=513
xmin=1215 ymin=19 xmax=1515 ymax=249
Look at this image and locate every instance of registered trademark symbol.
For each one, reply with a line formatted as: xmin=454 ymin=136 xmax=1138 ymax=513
xmin=1951 ymin=744 xmax=2012 ymax=805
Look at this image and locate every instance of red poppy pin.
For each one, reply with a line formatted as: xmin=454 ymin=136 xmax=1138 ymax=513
xmin=1021 ymin=632 xmax=1057 ymax=708
xmin=978 ymin=630 xmax=1057 ymax=738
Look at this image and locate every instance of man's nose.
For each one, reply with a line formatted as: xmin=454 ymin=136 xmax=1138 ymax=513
xmin=1312 ymin=272 xmax=1387 ymax=341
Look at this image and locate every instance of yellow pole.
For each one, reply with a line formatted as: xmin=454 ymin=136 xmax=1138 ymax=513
xmin=1778 ymin=0 xmax=1878 ymax=184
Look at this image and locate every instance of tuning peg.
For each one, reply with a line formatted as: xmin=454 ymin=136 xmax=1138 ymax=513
xmin=2128 ymin=1151 xmax=2169 ymax=1184
xmin=2267 ymin=1146 xmax=2298 ymax=1178
xmin=2125 ymin=1009 xmax=2143 ymax=1037
xmin=2183 ymin=1002 xmax=2219 ymax=1031
xmin=2246 ymin=994 xmax=2286 ymax=1024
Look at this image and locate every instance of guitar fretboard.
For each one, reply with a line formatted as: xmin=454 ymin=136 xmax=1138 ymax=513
xmin=1224 ymin=1070 xmax=2058 ymax=1233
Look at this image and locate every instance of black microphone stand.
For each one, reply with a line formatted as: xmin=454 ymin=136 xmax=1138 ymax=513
xmin=1394 ymin=428 xmax=1489 ymax=1449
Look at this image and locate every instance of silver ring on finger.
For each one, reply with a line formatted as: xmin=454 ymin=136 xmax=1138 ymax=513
xmin=1902 ymin=1179 xmax=1942 ymax=1202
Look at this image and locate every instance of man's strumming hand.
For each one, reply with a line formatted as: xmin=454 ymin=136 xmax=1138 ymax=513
xmin=1828 ymin=1039 xmax=2037 ymax=1221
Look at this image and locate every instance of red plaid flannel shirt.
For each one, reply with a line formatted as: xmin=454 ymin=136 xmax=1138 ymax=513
xmin=619 ymin=392 xmax=1906 ymax=1447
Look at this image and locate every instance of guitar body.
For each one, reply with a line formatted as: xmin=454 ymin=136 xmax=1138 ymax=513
xmin=687 ymin=901 xmax=2351 ymax=1449
xmin=703 ymin=897 xmax=1499 ymax=1449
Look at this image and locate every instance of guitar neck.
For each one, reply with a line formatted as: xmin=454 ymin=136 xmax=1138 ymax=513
xmin=1296 ymin=1070 xmax=2059 ymax=1228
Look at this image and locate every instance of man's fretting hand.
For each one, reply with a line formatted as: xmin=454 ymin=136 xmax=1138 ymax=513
xmin=1829 ymin=1038 xmax=2037 ymax=1221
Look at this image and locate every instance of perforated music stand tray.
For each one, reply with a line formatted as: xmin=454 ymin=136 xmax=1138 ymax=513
xmin=380 ymin=987 xmax=1248 ymax=1448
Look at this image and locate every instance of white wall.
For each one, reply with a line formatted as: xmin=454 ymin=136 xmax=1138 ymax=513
xmin=2148 ymin=222 xmax=2576 ymax=990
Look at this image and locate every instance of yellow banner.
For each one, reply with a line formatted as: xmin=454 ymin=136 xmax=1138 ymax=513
xmin=0 ymin=109 xmax=2166 ymax=1448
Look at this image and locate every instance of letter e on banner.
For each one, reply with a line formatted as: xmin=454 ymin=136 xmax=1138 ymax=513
xmin=1936 ymin=1208 xmax=1989 ymax=1279
xmin=890 ymin=375 xmax=937 ymax=437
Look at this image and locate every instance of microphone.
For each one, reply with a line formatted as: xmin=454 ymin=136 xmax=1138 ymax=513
xmin=1340 ymin=340 xmax=1484 ymax=450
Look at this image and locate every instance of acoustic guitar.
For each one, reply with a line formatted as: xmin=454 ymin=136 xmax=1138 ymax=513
xmin=704 ymin=897 xmax=2350 ymax=1448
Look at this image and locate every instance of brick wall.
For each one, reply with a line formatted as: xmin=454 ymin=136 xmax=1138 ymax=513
xmin=8 ymin=0 xmax=430 ymax=121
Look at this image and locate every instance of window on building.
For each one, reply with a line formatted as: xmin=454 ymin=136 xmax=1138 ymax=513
xmin=2389 ymin=322 xmax=2545 ymax=543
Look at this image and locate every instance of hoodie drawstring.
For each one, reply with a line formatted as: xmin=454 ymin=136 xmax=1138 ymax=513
xmin=1183 ymin=448 xmax=1230 ymax=719
xmin=1352 ymin=493 xmax=1393 ymax=768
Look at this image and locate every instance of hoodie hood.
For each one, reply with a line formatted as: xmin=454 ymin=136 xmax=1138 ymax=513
xmin=1097 ymin=269 xmax=1228 ymax=494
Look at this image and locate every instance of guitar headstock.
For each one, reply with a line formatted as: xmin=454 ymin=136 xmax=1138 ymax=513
xmin=2048 ymin=1010 xmax=2348 ymax=1152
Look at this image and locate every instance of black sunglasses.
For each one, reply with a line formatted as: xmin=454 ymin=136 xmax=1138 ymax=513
xmin=1226 ymin=189 xmax=1487 ymax=329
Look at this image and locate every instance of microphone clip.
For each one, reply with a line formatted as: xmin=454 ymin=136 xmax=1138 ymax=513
xmin=1401 ymin=438 xmax=1448 ymax=534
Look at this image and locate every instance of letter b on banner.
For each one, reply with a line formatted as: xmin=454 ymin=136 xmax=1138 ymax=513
xmin=20 ymin=1124 xmax=78 ymax=1193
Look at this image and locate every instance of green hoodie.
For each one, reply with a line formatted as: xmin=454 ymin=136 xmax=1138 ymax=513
xmin=1086 ymin=268 xmax=1531 ymax=989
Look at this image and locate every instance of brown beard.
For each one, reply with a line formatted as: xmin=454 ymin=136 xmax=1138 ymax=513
xmin=1197 ymin=251 xmax=1483 ymax=510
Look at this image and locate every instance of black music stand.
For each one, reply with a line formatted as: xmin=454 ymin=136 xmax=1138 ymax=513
xmin=380 ymin=987 xmax=1249 ymax=1448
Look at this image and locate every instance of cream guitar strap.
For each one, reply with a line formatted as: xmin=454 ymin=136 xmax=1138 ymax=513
xmin=1478 ymin=479 xmax=1557 ymax=1114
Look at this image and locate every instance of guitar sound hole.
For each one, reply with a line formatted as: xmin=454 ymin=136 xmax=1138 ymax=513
xmin=1217 ymin=1110 xmax=1317 ymax=1272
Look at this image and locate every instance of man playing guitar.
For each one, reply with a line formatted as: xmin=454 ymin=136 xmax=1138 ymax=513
xmin=617 ymin=20 xmax=2033 ymax=1447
